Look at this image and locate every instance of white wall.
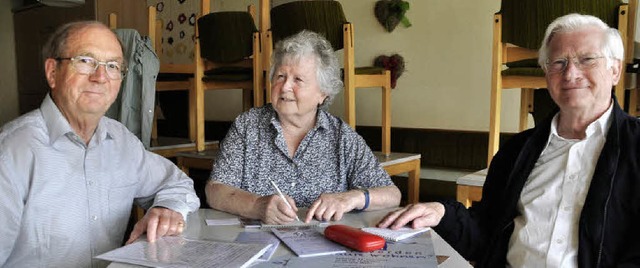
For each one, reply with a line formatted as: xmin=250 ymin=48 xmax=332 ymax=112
xmin=204 ymin=0 xmax=527 ymax=133
xmin=0 ymin=0 xmax=19 ymax=126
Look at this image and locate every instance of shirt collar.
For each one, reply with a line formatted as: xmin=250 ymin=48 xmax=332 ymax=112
xmin=40 ymin=93 xmax=75 ymax=145
xmin=547 ymin=101 xmax=613 ymax=144
xmin=269 ymin=105 xmax=330 ymax=131
xmin=40 ymin=93 xmax=113 ymax=146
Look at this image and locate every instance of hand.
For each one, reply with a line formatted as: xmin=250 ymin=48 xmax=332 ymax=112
xmin=256 ymin=194 xmax=299 ymax=224
xmin=305 ymin=191 xmax=360 ymax=222
xmin=126 ymin=207 xmax=185 ymax=244
xmin=376 ymin=202 xmax=445 ymax=229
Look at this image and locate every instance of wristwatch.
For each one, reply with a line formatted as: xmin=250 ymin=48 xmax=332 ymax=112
xmin=353 ymin=188 xmax=370 ymax=212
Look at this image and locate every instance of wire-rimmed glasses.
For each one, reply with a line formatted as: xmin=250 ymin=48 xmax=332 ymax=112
xmin=55 ymin=56 xmax=126 ymax=80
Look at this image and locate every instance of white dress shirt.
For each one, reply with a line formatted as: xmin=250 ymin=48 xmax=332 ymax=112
xmin=0 ymin=94 xmax=200 ymax=267
xmin=506 ymin=104 xmax=612 ymax=268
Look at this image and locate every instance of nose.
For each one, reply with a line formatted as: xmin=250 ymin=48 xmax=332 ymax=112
xmin=562 ymin=59 xmax=583 ymax=81
xmin=89 ymin=64 xmax=109 ymax=83
xmin=281 ymin=77 xmax=294 ymax=92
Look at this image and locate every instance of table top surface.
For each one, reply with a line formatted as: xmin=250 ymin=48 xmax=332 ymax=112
xmin=108 ymin=208 xmax=470 ymax=268
xmin=373 ymin=151 xmax=421 ymax=167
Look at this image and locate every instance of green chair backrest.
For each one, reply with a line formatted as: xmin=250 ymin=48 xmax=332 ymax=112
xmin=198 ymin=11 xmax=258 ymax=63
xmin=500 ymin=0 xmax=624 ymax=49
xmin=270 ymin=1 xmax=348 ymax=51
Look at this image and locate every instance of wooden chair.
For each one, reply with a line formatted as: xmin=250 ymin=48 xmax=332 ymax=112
xmin=147 ymin=6 xmax=198 ymax=152
xmin=193 ymin=0 xmax=263 ymax=151
xmin=487 ymin=0 xmax=633 ymax=165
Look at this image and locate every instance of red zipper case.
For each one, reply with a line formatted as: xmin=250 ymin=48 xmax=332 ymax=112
xmin=324 ymin=224 xmax=386 ymax=252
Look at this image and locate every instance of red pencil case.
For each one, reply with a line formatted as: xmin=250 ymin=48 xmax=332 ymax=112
xmin=324 ymin=224 xmax=386 ymax=252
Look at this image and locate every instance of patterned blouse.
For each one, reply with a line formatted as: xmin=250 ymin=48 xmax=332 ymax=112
xmin=210 ymin=105 xmax=394 ymax=207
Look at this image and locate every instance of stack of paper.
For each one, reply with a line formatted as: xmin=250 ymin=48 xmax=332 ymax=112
xmin=361 ymin=227 xmax=431 ymax=242
xmin=271 ymin=227 xmax=347 ymax=257
xmin=95 ymin=236 xmax=271 ymax=268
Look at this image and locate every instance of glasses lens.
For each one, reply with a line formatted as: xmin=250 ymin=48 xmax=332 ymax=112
xmin=104 ymin=62 xmax=123 ymax=80
xmin=73 ymin=56 xmax=97 ymax=75
xmin=578 ymin=56 xmax=600 ymax=70
xmin=547 ymin=59 xmax=567 ymax=74
xmin=71 ymin=56 xmax=124 ymax=80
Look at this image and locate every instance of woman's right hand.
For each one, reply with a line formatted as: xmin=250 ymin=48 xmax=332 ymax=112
xmin=256 ymin=195 xmax=299 ymax=224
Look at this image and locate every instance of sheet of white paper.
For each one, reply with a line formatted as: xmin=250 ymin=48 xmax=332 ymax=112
xmin=205 ymin=218 xmax=241 ymax=226
xmin=95 ymin=236 xmax=269 ymax=268
xmin=235 ymin=231 xmax=281 ymax=261
xmin=271 ymin=227 xmax=347 ymax=257
xmin=254 ymin=230 xmax=438 ymax=268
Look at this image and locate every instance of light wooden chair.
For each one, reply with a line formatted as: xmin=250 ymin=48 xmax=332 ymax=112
xmin=147 ymin=6 xmax=197 ymax=150
xmin=192 ymin=0 xmax=263 ymax=151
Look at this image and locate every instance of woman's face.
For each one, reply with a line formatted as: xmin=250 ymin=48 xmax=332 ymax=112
xmin=271 ymin=55 xmax=326 ymax=122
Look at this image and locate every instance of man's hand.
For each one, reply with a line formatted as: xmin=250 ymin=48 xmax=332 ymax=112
xmin=126 ymin=207 xmax=185 ymax=244
xmin=256 ymin=195 xmax=299 ymax=224
xmin=305 ymin=190 xmax=361 ymax=222
xmin=376 ymin=202 xmax=445 ymax=229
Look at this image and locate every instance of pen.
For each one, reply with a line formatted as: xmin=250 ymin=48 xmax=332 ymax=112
xmin=268 ymin=179 xmax=301 ymax=222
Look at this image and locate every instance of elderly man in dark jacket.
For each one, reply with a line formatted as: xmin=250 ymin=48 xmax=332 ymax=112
xmin=377 ymin=13 xmax=640 ymax=267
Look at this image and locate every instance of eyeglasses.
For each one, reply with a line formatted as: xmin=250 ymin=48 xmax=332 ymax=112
xmin=55 ymin=56 xmax=126 ymax=80
xmin=545 ymin=55 xmax=605 ymax=74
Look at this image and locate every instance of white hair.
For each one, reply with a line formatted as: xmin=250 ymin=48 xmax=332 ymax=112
xmin=538 ymin=13 xmax=624 ymax=71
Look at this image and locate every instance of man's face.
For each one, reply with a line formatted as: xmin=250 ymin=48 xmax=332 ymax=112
xmin=45 ymin=25 xmax=123 ymax=119
xmin=544 ymin=26 xmax=621 ymax=114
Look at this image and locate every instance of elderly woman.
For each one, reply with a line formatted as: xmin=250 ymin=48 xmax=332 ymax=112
xmin=205 ymin=30 xmax=401 ymax=224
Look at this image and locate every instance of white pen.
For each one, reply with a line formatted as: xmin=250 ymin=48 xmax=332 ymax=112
xmin=268 ymin=179 xmax=301 ymax=222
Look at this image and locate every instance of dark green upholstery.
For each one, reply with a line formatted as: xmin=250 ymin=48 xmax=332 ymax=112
xmin=500 ymin=0 xmax=623 ymax=50
xmin=502 ymin=67 xmax=545 ymax=77
xmin=203 ymin=66 xmax=253 ymax=82
xmin=197 ymin=11 xmax=258 ymax=63
xmin=355 ymin=66 xmax=386 ymax=75
xmin=270 ymin=1 xmax=348 ymax=51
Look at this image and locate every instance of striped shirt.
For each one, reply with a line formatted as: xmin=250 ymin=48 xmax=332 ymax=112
xmin=210 ymin=105 xmax=393 ymax=207
xmin=0 ymin=94 xmax=200 ymax=267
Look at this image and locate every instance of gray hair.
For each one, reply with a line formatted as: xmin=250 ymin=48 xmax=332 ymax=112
xmin=269 ymin=30 xmax=343 ymax=109
xmin=42 ymin=21 xmax=121 ymax=61
xmin=538 ymin=13 xmax=624 ymax=71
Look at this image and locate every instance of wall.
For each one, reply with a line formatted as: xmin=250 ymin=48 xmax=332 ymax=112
xmin=203 ymin=0 xmax=528 ymax=133
xmin=3 ymin=1 xmax=640 ymax=132
xmin=0 ymin=0 xmax=19 ymax=126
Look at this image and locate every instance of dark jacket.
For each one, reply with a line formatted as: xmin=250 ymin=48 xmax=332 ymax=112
xmin=435 ymin=100 xmax=640 ymax=267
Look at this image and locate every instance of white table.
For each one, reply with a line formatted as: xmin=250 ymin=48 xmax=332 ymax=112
xmin=108 ymin=208 xmax=471 ymax=267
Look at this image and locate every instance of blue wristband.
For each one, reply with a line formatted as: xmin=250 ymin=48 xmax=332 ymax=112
xmin=353 ymin=188 xmax=369 ymax=212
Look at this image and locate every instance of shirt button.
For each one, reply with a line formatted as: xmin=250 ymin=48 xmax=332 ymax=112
xmin=87 ymin=180 xmax=94 ymax=186
xmin=556 ymin=239 xmax=563 ymax=244
xmin=291 ymin=182 xmax=296 ymax=187
xmin=92 ymin=215 xmax=98 ymax=221
xmin=563 ymin=206 xmax=571 ymax=212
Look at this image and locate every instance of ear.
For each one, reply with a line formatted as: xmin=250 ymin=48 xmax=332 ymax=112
xmin=610 ymin=59 xmax=622 ymax=85
xmin=44 ymin=58 xmax=58 ymax=89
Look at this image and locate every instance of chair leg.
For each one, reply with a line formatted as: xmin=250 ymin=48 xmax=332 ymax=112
xmin=242 ymin=89 xmax=252 ymax=111
xmin=630 ymin=88 xmax=639 ymax=116
xmin=519 ymin=88 xmax=534 ymax=131
xmin=381 ymin=70 xmax=391 ymax=156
